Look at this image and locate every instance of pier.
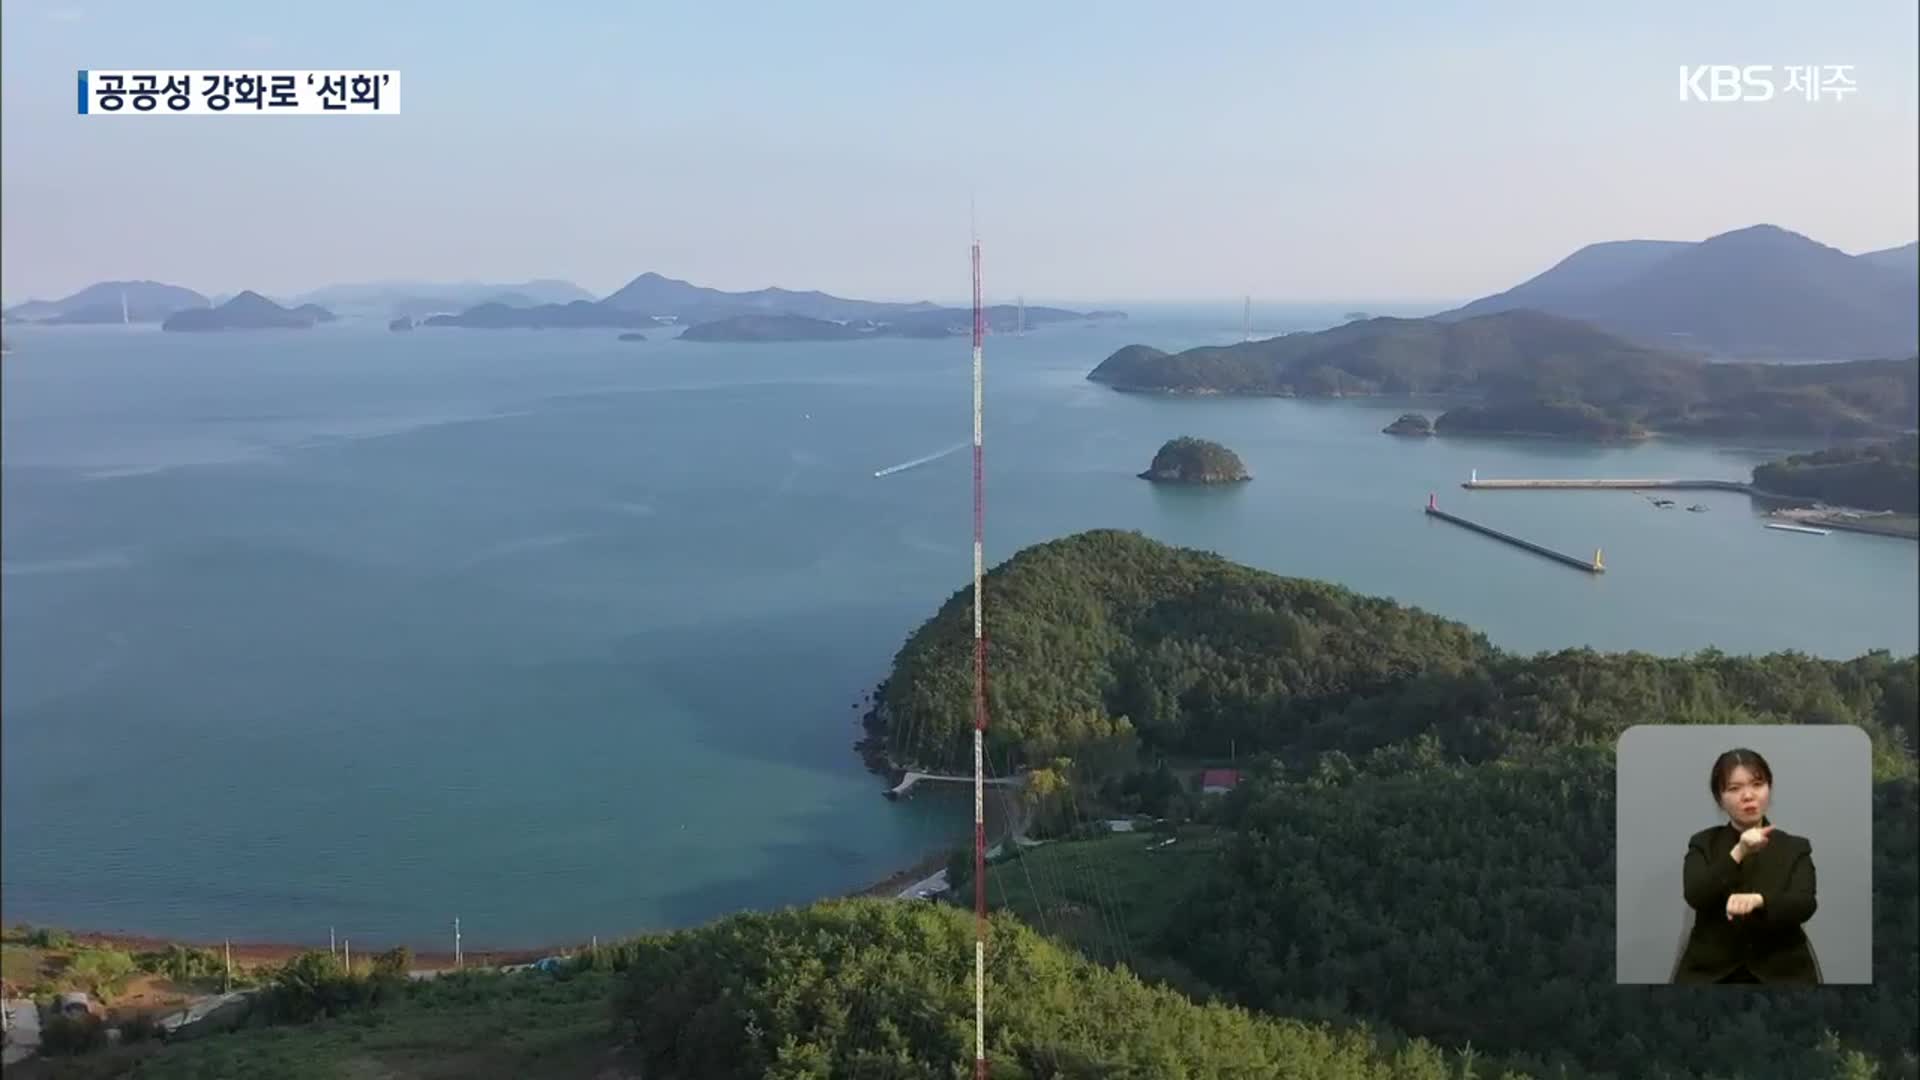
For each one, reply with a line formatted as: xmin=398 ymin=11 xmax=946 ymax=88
xmin=1459 ymin=471 xmax=1753 ymax=494
xmin=1425 ymin=494 xmax=1605 ymax=573
xmin=886 ymin=771 xmax=1022 ymax=800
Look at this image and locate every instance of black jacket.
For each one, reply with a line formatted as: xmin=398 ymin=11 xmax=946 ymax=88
xmin=1674 ymin=819 xmax=1819 ymax=984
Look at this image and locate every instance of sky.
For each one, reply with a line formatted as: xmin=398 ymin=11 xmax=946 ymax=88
xmin=2 ymin=0 xmax=1917 ymax=306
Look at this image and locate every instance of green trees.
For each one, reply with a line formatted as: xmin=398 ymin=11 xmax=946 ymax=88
xmin=1753 ymin=433 xmax=1920 ymax=512
xmin=1167 ymin=755 xmax=1916 ymax=1078
xmin=136 ymin=943 xmax=223 ymax=984
xmin=945 ymin=847 xmax=975 ymax=900
xmin=255 ymin=950 xmax=407 ymax=1023
xmin=1433 ymin=400 xmax=1645 ymax=440
xmin=875 ymin=531 xmax=1919 ymax=774
xmin=873 ymin=530 xmax=1919 ymax=1079
xmin=872 ymin=530 xmax=1494 ymax=771
xmin=611 ymin=898 xmax=1524 ymax=1079
xmin=372 ymin=946 xmax=413 ymax=976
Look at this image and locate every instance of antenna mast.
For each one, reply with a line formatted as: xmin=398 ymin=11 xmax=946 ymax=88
xmin=970 ymin=210 xmax=989 ymax=1080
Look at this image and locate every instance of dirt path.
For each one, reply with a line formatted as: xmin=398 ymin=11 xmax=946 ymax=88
xmin=3 ymin=995 xmax=42 ymax=1065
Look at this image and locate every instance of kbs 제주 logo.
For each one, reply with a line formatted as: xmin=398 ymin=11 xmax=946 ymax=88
xmin=1677 ymin=65 xmax=1856 ymax=103
xmin=77 ymin=71 xmax=401 ymax=114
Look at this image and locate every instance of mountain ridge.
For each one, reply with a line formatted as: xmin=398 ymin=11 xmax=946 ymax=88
xmin=1859 ymin=241 xmax=1919 ymax=278
xmin=1086 ymin=308 xmax=1919 ymax=439
xmin=1442 ymin=224 xmax=1918 ymax=360
xmin=162 ymin=291 xmax=334 ymax=331
xmin=599 ymin=271 xmax=944 ymax=322
xmin=3 ymin=280 xmax=209 ymax=324
xmin=421 ymin=300 xmax=658 ymax=330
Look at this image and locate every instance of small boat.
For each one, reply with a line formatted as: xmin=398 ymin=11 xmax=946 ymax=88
xmin=1687 ymin=504 xmax=1708 ymax=512
xmin=1765 ymin=522 xmax=1830 ymax=536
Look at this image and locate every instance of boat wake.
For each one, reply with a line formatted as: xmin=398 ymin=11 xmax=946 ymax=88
xmin=873 ymin=441 xmax=968 ymax=478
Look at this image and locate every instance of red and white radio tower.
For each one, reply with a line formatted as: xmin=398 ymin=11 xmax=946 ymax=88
xmin=969 ymin=213 xmax=989 ymax=1080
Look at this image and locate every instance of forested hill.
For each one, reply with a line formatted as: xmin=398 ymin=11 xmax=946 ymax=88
xmin=1084 ymin=310 xmax=1920 ymax=440
xmin=865 ymin=529 xmax=1916 ymax=1078
xmin=611 ymin=900 xmax=1502 ymax=1079
xmin=867 ymin=528 xmax=1498 ymax=771
xmin=1168 ymin=749 xmax=1916 ymax=1080
xmin=868 ymin=529 xmax=1916 ymax=772
xmin=1753 ymin=432 xmax=1920 ymax=512
xmin=1088 ymin=309 xmax=1678 ymax=396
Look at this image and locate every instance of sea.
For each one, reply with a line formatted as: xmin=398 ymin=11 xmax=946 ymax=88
xmin=3 ymin=305 xmax=1915 ymax=948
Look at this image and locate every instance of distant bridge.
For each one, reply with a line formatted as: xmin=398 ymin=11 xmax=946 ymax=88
xmin=886 ymin=771 xmax=1023 ymax=800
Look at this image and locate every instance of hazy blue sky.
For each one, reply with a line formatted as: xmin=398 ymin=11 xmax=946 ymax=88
xmin=3 ymin=1 xmax=1916 ymax=305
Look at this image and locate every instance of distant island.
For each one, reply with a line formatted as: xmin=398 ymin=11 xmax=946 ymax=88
xmin=680 ymin=314 xmax=867 ymax=342
xmin=423 ymin=272 xmax=939 ymax=332
xmin=617 ymin=331 xmax=647 ymax=342
xmin=4 ymin=272 xmax=1128 ymax=337
xmin=1753 ymin=433 xmax=1919 ymax=514
xmin=291 ymin=279 xmax=595 ymax=320
xmin=1438 ymin=224 xmax=1917 ymax=361
xmin=4 ymin=280 xmax=208 ymax=325
xmin=1382 ymin=413 xmax=1433 ymax=436
xmin=599 ymin=271 xmax=941 ymax=324
xmin=1138 ymin=437 xmax=1249 ymax=484
xmin=677 ymin=306 xmax=1112 ymax=342
xmin=410 ymin=271 xmax=1119 ymax=335
xmin=1087 ymin=309 xmax=1919 ymax=442
xmin=423 ymin=300 xmax=657 ymax=330
xmin=162 ymin=291 xmax=334 ymax=332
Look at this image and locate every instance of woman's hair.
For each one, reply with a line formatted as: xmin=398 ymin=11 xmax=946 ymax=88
xmin=1709 ymin=747 xmax=1774 ymax=797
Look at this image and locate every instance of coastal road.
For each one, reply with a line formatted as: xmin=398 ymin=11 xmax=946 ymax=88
xmin=896 ymin=868 xmax=950 ymax=900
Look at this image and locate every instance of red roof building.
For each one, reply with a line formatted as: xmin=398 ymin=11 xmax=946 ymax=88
xmin=1200 ymin=768 xmax=1241 ymax=794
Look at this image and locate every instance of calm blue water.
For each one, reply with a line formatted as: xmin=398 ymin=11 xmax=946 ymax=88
xmin=3 ymin=312 xmax=1915 ymax=948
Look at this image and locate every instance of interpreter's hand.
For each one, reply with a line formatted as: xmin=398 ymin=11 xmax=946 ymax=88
xmin=1726 ymin=893 xmax=1766 ymax=919
xmin=1736 ymin=825 xmax=1775 ymax=857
